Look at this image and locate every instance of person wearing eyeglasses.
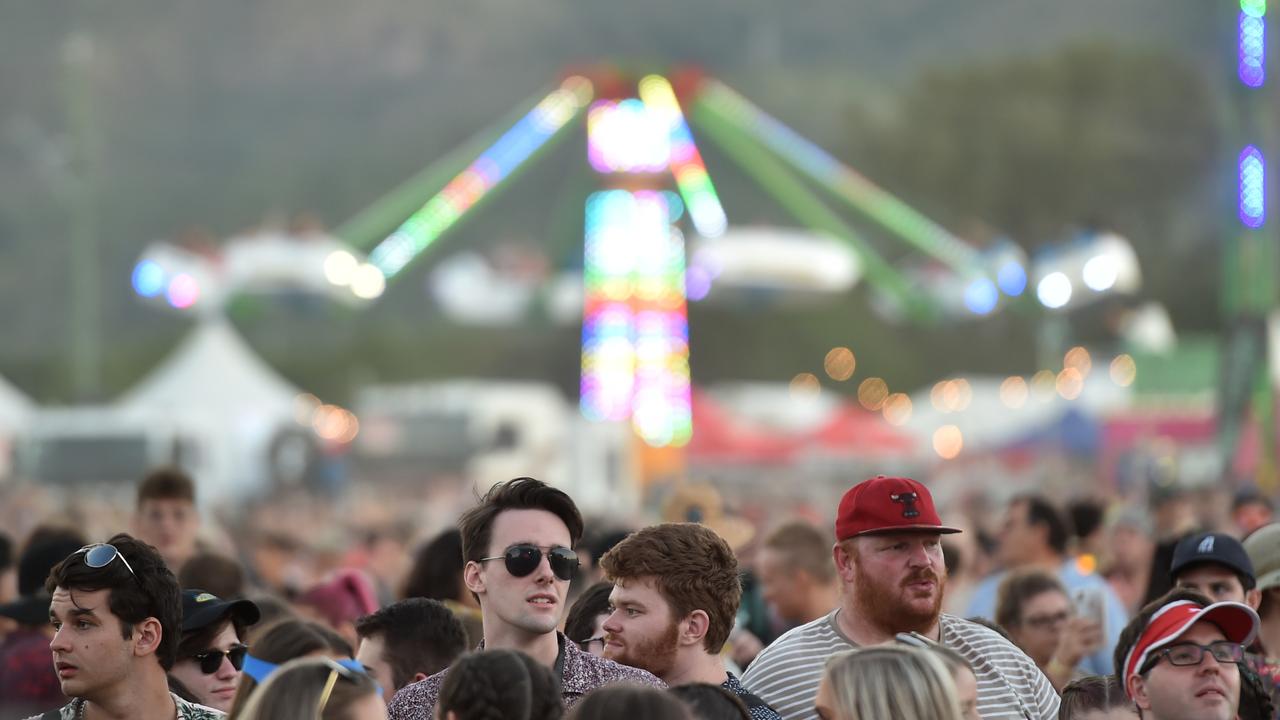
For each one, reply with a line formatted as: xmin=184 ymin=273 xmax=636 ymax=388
xmin=1114 ymin=587 xmax=1259 ymax=720
xmin=388 ymin=478 xmax=663 ymax=720
xmin=564 ymin=582 xmax=613 ymax=657
xmin=167 ymin=590 xmax=261 ymax=713
xmin=995 ymin=568 xmax=1102 ymax=691
xmin=30 ymin=533 xmax=223 ymax=720
xmin=596 ymin=523 xmax=781 ymax=719
xmin=233 ymin=656 xmax=384 ymax=720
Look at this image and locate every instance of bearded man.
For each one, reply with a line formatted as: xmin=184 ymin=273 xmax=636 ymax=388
xmin=742 ymin=476 xmax=1060 ymax=720
xmin=598 ymin=523 xmax=781 ymax=719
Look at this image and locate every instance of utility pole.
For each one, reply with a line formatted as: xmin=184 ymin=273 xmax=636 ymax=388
xmin=63 ymin=31 xmax=102 ymax=400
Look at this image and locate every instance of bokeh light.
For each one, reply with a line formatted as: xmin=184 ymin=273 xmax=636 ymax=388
xmin=790 ymin=372 xmax=821 ymax=399
xmin=1239 ymin=11 xmax=1266 ymax=88
xmin=587 ymin=98 xmax=671 ymax=174
xmin=883 ymin=393 xmax=913 ymax=426
xmin=1240 ymin=146 xmax=1266 ymax=228
xmin=997 ymin=261 xmax=1027 ymax=296
xmin=1110 ymin=354 xmax=1137 ymax=387
xmin=1064 ymin=346 xmax=1092 ymax=376
xmin=824 ymin=347 xmax=856 ymax=381
xmin=1037 ymin=272 xmax=1073 ymax=309
xmin=324 ymin=250 xmax=359 ymax=286
xmin=638 ymin=75 xmax=728 ymax=239
xmin=132 ymin=260 xmax=166 ymax=298
xmin=1056 ymin=367 xmax=1084 ymax=400
xmin=933 ymin=425 xmax=964 ymax=460
xmin=858 ymin=377 xmax=889 ymax=411
xmin=964 ymin=278 xmax=998 ymax=315
xmin=1081 ymin=255 xmax=1118 ymax=292
xmin=312 ymin=404 xmax=360 ymax=444
xmin=350 ymin=264 xmax=387 ymax=299
xmin=1031 ymin=370 xmax=1057 ymax=401
xmin=999 ymin=376 xmax=1028 ymax=409
xmin=166 ymin=274 xmax=200 ymax=309
xmin=930 ymin=379 xmax=972 ymax=413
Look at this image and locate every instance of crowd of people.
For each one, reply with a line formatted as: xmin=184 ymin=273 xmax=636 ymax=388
xmin=0 ymin=466 xmax=1277 ymax=720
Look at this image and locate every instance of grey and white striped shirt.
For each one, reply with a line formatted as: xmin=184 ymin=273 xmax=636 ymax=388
xmin=741 ymin=611 xmax=1059 ymax=720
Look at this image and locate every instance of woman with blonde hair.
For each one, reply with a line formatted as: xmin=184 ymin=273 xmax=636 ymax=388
xmin=815 ymin=646 xmax=963 ymax=720
xmin=234 ymin=656 xmax=385 ymax=720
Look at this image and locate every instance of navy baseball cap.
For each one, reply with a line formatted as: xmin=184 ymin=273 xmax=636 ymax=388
xmin=1170 ymin=532 xmax=1257 ymax=590
xmin=181 ymin=589 xmax=260 ymax=633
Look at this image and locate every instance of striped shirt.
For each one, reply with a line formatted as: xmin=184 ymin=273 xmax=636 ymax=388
xmin=741 ymin=611 xmax=1059 ymax=720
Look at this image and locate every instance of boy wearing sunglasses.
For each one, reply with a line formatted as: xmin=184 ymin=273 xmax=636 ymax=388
xmin=388 ymin=477 xmax=662 ymax=720
xmin=31 ymin=533 xmax=223 ymax=719
xmin=167 ymin=590 xmax=260 ymax=713
xmin=1115 ymin=587 xmax=1260 ymax=720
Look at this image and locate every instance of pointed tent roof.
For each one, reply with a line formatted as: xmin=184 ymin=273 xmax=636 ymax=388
xmin=117 ymin=318 xmax=301 ymax=422
xmin=0 ymin=373 xmax=33 ymax=430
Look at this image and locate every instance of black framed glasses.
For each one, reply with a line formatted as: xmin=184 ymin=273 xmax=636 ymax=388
xmin=1023 ymin=610 xmax=1072 ymax=630
xmin=1143 ymin=641 xmax=1244 ymax=672
xmin=77 ymin=544 xmax=137 ymax=579
xmin=479 ymin=544 xmax=579 ymax=582
xmin=190 ymin=644 xmax=249 ymax=675
xmin=580 ymin=636 xmax=606 ymax=653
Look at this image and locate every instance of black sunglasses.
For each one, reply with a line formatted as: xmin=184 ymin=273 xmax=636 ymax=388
xmin=480 ymin=544 xmax=579 ymax=582
xmin=190 ymin=644 xmax=249 ymax=675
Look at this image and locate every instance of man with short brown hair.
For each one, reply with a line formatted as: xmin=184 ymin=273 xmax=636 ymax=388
xmin=756 ymin=521 xmax=838 ymax=629
xmin=599 ymin=522 xmax=780 ymax=719
xmin=133 ymin=468 xmax=201 ymax=572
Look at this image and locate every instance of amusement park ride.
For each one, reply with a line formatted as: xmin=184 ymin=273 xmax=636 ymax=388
xmin=131 ymin=66 xmax=1145 ymax=455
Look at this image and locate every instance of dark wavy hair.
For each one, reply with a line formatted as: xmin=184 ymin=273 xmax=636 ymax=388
xmin=564 ymin=582 xmax=614 ymax=649
xmin=354 ymin=598 xmax=468 ymax=692
xmin=566 ymin=684 xmax=692 ymax=720
xmin=668 ymin=683 xmax=751 ymax=720
xmin=459 ymin=478 xmax=584 ymax=564
xmin=402 ymin=528 xmax=466 ymax=602
xmin=46 ymin=532 xmax=182 ymax=670
xmin=438 ymin=649 xmax=563 ymax=720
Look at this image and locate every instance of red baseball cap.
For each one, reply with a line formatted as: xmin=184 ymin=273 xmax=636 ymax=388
xmin=835 ymin=476 xmax=961 ymax=540
xmin=1122 ymin=599 xmax=1260 ymax=693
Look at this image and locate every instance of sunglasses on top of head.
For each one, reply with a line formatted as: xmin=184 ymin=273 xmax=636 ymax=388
xmin=479 ymin=544 xmax=579 ymax=582
xmin=190 ymin=644 xmax=249 ymax=675
xmin=77 ymin=544 xmax=139 ymax=581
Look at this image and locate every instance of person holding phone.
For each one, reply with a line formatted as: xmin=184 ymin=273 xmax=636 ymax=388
xmin=995 ymin=568 xmax=1103 ymax=691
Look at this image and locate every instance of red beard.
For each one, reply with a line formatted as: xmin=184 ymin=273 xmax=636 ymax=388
xmin=606 ymin=619 xmax=680 ymax=678
xmin=852 ymin=554 xmax=944 ymax=635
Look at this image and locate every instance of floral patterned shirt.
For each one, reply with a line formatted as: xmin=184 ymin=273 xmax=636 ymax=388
xmin=22 ymin=692 xmax=223 ymax=720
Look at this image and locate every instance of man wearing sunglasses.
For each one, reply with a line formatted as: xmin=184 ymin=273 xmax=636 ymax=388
xmin=28 ymin=533 xmax=222 ymax=719
xmin=1115 ymin=587 xmax=1260 ymax=720
xmin=598 ymin=522 xmax=782 ymax=719
xmin=389 ymin=477 xmax=662 ymax=720
xmin=167 ymin=590 xmax=260 ymax=713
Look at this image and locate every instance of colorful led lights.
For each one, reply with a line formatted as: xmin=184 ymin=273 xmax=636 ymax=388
xmin=587 ymin=99 xmax=671 ymax=174
xmin=1240 ymin=146 xmax=1266 ymax=228
xmin=638 ymin=75 xmax=728 ymax=239
xmin=1036 ymin=272 xmax=1073 ymax=309
xmin=579 ymin=190 xmax=691 ymax=447
xmin=132 ymin=260 xmax=166 ymax=298
xmin=370 ymin=76 xmax=594 ymax=278
xmin=1240 ymin=11 xmax=1267 ymax=87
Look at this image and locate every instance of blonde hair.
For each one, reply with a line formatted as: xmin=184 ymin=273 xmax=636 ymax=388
xmin=234 ymin=657 xmax=379 ymax=720
xmin=822 ymin=646 xmax=963 ymax=720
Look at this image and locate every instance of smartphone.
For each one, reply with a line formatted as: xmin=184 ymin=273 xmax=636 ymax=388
xmin=1072 ymin=586 xmax=1107 ymax=637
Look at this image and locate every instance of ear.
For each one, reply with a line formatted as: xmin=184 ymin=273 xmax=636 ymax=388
xmin=1247 ymin=588 xmax=1263 ymax=611
xmin=1126 ymin=673 xmax=1151 ymax=711
xmin=833 ymin=541 xmax=856 ymax=583
xmin=463 ymin=560 xmax=486 ymax=596
xmin=132 ymin=616 xmax=164 ymax=660
xmin=681 ymin=610 xmax=710 ymax=647
xmin=414 ymin=672 xmax=428 ymax=683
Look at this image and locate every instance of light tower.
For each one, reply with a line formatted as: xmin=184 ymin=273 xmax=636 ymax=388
xmin=1220 ymin=0 xmax=1278 ymax=487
